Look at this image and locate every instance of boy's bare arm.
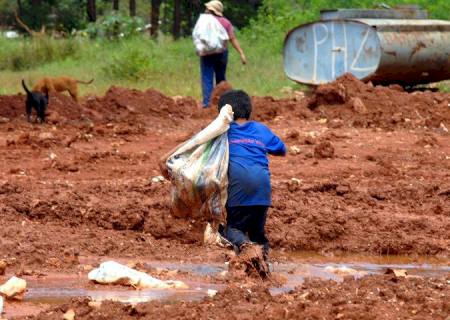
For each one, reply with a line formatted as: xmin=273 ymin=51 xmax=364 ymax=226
xmin=230 ymin=38 xmax=247 ymax=65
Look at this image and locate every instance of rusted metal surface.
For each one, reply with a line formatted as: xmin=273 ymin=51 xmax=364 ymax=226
xmin=284 ymin=9 xmax=450 ymax=85
xmin=320 ymin=8 xmax=428 ymax=20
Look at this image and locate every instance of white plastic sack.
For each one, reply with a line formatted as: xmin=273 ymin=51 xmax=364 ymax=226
xmin=88 ymin=261 xmax=188 ymax=290
xmin=192 ymin=13 xmax=229 ymax=56
xmin=0 ymin=296 xmax=3 ymax=315
xmin=0 ymin=276 xmax=27 ymax=300
xmin=204 ymin=222 xmax=232 ymax=247
xmin=166 ymin=105 xmax=233 ymax=222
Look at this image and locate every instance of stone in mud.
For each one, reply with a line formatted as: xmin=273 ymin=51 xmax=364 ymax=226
xmin=38 ymin=132 xmax=55 ymax=141
xmin=284 ymin=129 xmax=300 ymax=141
xmin=151 ymin=176 xmax=165 ymax=184
xmin=288 ymin=178 xmax=302 ymax=192
xmin=290 ymin=145 xmax=301 ymax=155
xmin=46 ymin=111 xmax=61 ymax=124
xmin=385 ymin=268 xmax=408 ymax=278
xmin=351 ymin=97 xmax=367 ymax=114
xmin=88 ymin=300 xmax=102 ymax=309
xmin=314 ymin=141 xmax=335 ymax=159
xmin=63 ymin=309 xmax=75 ymax=320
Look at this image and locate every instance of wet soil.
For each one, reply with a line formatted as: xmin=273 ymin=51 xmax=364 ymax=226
xmin=16 ymin=270 xmax=450 ymax=320
xmin=0 ymin=74 xmax=449 ymax=318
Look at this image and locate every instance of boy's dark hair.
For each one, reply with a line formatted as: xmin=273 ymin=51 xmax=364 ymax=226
xmin=218 ymin=89 xmax=252 ymax=120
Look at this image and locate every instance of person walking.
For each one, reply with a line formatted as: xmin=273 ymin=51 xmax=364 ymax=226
xmin=218 ymin=89 xmax=286 ymax=276
xmin=193 ymin=0 xmax=247 ymax=108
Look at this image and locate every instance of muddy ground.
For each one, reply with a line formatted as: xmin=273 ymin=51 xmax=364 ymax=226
xmin=27 ymin=274 xmax=450 ymax=320
xmin=0 ymin=74 xmax=449 ymax=318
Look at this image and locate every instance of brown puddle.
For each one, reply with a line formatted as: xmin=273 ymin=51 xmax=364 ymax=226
xmin=2 ymin=253 xmax=449 ymax=318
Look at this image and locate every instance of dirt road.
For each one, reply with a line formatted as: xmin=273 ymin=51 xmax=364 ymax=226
xmin=0 ymin=74 xmax=448 ymax=318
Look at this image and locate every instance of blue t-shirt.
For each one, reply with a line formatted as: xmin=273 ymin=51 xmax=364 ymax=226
xmin=227 ymin=121 xmax=286 ymax=207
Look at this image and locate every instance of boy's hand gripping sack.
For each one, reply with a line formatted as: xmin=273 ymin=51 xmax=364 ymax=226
xmin=166 ymin=105 xmax=233 ymax=222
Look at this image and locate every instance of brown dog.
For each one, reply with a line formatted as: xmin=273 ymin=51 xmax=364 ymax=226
xmin=33 ymin=76 xmax=94 ymax=101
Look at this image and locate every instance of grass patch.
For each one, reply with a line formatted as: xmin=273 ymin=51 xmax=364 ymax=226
xmin=0 ymin=37 xmax=81 ymax=71
xmin=0 ymin=34 xmax=301 ymax=98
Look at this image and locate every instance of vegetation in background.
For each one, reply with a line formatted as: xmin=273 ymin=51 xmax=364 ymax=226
xmin=0 ymin=37 xmax=81 ymax=71
xmin=84 ymin=13 xmax=146 ymax=38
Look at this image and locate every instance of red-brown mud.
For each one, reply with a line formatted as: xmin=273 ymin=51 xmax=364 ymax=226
xmin=0 ymin=74 xmax=449 ymax=318
xmin=26 ymin=274 xmax=450 ymax=320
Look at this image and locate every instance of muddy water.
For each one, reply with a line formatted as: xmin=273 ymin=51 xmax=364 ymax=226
xmin=27 ymin=257 xmax=450 ymax=301
xmin=2 ymin=254 xmax=449 ymax=318
xmin=26 ymin=282 xmax=218 ymax=304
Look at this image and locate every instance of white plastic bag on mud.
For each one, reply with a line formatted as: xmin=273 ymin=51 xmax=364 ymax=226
xmin=88 ymin=261 xmax=187 ymax=290
xmin=0 ymin=276 xmax=27 ymax=300
xmin=166 ymin=105 xmax=233 ymax=222
xmin=192 ymin=13 xmax=229 ymax=56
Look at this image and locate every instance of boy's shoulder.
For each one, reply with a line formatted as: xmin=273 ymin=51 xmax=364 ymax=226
xmin=230 ymin=121 xmax=273 ymax=135
xmin=248 ymin=121 xmax=272 ymax=132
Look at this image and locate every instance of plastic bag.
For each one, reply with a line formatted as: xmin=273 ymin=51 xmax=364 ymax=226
xmin=88 ymin=261 xmax=187 ymax=290
xmin=204 ymin=222 xmax=232 ymax=247
xmin=0 ymin=276 xmax=27 ymax=300
xmin=192 ymin=14 xmax=229 ymax=56
xmin=166 ymin=105 xmax=233 ymax=222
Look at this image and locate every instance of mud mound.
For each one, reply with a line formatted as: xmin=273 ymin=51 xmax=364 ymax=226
xmin=0 ymin=94 xmax=25 ymax=119
xmin=252 ymin=96 xmax=313 ymax=122
xmin=209 ymin=81 xmax=233 ymax=107
xmin=83 ymin=86 xmax=198 ymax=123
xmin=2 ymin=181 xmax=203 ymax=245
xmin=2 ymin=79 xmax=448 ymax=129
xmin=307 ymin=73 xmax=450 ymax=129
xmin=0 ymin=87 xmax=201 ymax=124
xmin=0 ymin=92 xmax=83 ymax=122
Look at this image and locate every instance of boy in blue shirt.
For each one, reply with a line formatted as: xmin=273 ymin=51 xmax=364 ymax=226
xmin=218 ymin=90 xmax=286 ymax=265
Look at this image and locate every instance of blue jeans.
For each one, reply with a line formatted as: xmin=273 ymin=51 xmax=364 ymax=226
xmin=225 ymin=205 xmax=269 ymax=255
xmin=200 ymin=50 xmax=228 ymax=107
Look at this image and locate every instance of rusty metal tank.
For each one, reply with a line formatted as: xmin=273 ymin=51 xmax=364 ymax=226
xmin=283 ymin=8 xmax=450 ymax=85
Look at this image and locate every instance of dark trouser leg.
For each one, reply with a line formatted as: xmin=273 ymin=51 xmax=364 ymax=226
xmin=214 ymin=49 xmax=228 ymax=85
xmin=200 ymin=55 xmax=215 ymax=107
xmin=248 ymin=206 xmax=270 ymax=257
xmin=225 ymin=206 xmax=251 ymax=251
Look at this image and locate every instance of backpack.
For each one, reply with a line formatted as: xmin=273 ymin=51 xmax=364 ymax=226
xmin=192 ymin=14 xmax=229 ymax=56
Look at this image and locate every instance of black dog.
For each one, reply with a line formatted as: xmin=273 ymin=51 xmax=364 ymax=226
xmin=22 ymin=80 xmax=48 ymax=123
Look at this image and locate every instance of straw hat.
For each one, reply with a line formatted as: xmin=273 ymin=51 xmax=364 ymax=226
xmin=205 ymin=0 xmax=223 ymax=17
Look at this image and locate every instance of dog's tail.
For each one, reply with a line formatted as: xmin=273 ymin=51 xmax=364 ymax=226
xmin=76 ymin=78 xmax=94 ymax=85
xmin=21 ymin=80 xmax=32 ymax=96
